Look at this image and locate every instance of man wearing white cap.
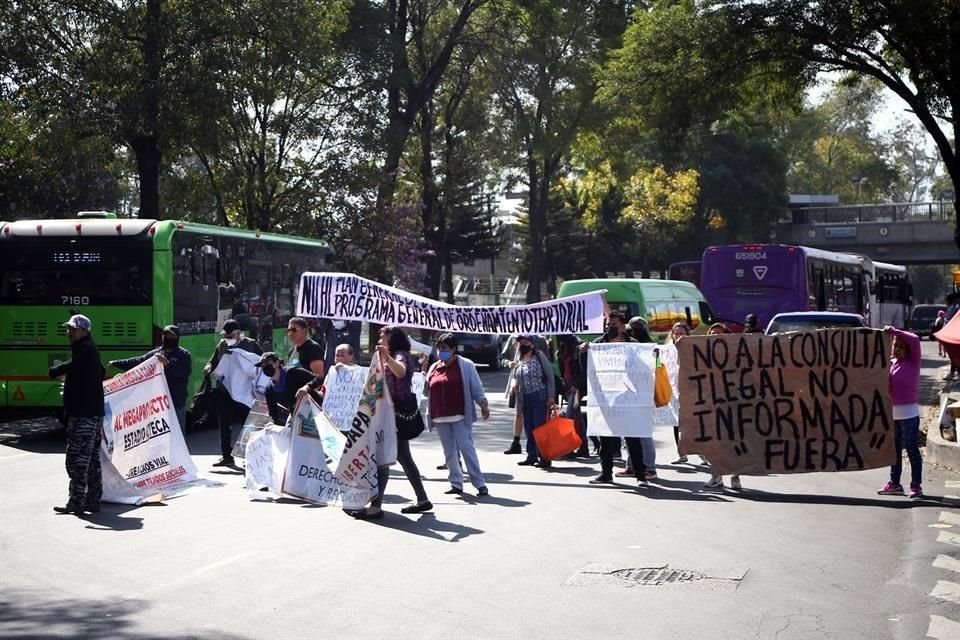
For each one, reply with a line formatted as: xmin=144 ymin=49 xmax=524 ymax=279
xmin=49 ymin=314 xmax=105 ymax=515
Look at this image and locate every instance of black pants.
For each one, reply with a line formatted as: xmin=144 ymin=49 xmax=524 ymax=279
xmin=600 ymin=436 xmax=645 ymax=479
xmin=372 ymin=438 xmax=428 ymax=508
xmin=216 ymin=387 xmax=251 ymax=457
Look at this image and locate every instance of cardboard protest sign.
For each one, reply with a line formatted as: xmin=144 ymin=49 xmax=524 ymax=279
xmin=319 ymin=364 xmax=366 ymax=431
xmin=677 ymin=329 xmax=895 ymax=475
xmin=297 ymin=272 xmax=605 ymax=334
xmin=101 ymin=357 xmax=200 ymax=503
xmin=652 ymin=344 xmax=680 ymax=427
xmin=586 ymin=343 xmax=657 ymax=437
xmin=335 ymin=358 xmax=396 ymax=491
xmin=281 ymin=397 xmax=375 ymax=508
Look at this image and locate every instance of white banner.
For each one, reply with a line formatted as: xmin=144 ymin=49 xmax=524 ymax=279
xmin=297 ymin=272 xmax=606 ymax=335
xmin=586 ymin=343 xmax=656 ymax=437
xmin=319 ymin=364 xmax=366 ymax=431
xmin=213 ymin=349 xmax=263 ymax=408
xmin=651 ymin=344 xmax=680 ymax=427
xmin=101 ymin=357 xmax=200 ymax=502
xmin=411 ymin=371 xmax=427 ymax=407
xmin=244 ymin=424 xmax=290 ymax=499
xmin=336 ymin=359 xmax=396 ymax=490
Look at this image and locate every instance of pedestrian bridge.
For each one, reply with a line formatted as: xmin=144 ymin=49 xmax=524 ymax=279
xmin=770 ymin=201 xmax=957 ymax=264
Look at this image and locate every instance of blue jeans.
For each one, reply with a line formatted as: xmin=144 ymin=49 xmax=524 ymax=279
xmin=435 ymin=418 xmax=486 ymax=491
xmin=641 ymin=436 xmax=656 ymax=469
xmin=522 ymin=389 xmax=548 ymax=462
xmin=891 ymin=416 xmax=922 ymax=487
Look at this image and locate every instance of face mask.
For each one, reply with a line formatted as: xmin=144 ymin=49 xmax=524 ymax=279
xmin=225 ymin=337 xmax=238 ymax=347
xmin=261 ymin=364 xmax=277 ymax=377
xmin=606 ymin=325 xmax=620 ymax=339
xmin=438 ymin=350 xmax=453 ymax=362
xmin=162 ymin=336 xmax=178 ymax=350
xmin=332 ymin=320 xmax=346 ymax=330
xmin=519 ymin=344 xmax=532 ymax=355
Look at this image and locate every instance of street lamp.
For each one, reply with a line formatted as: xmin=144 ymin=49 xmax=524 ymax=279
xmin=852 ymin=176 xmax=867 ymax=203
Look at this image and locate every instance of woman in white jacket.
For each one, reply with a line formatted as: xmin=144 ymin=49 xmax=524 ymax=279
xmin=425 ymin=333 xmax=491 ymax=497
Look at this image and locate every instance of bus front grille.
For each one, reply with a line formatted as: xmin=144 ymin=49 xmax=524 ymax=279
xmin=11 ymin=321 xmax=50 ymax=338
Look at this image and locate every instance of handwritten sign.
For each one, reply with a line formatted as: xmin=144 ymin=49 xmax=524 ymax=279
xmin=335 ymin=359 xmax=396 ymax=491
xmin=677 ymin=329 xmax=895 ymax=475
xmin=320 ymin=364 xmax=366 ymax=431
xmin=244 ymin=424 xmax=290 ymax=499
xmin=586 ymin=343 xmax=657 ymax=437
xmin=297 ymin=272 xmax=605 ymax=334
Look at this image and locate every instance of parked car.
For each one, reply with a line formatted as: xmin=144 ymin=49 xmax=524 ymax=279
xmin=909 ymin=304 xmax=948 ymax=339
xmin=765 ymin=312 xmax=866 ymax=335
xmin=452 ymin=333 xmax=505 ymax=369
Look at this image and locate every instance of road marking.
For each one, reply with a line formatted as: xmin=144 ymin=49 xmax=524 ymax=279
xmin=126 ymin=552 xmax=253 ymax=598
xmin=0 ymin=452 xmax=36 ymax=460
xmin=933 ymin=524 xmax=954 ymax=529
xmin=935 ymin=555 xmax=960 ymax=574
xmin=928 ymin=615 xmax=960 ymax=640
xmin=940 ymin=532 xmax=960 ymax=548
xmin=942 ymin=512 xmax=960 ymax=527
xmin=931 ymin=581 xmax=960 ymax=605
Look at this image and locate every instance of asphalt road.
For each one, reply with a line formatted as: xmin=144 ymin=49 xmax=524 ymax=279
xmin=2 ymin=340 xmax=960 ymax=640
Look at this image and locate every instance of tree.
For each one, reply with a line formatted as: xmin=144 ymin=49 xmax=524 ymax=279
xmin=494 ymin=0 xmax=630 ymax=302
xmin=715 ymin=0 xmax=960 ymax=252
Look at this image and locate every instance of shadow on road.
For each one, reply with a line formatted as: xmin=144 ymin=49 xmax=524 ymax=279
xmin=735 ymin=488 xmax=953 ymax=509
xmin=358 ymin=511 xmax=484 ymax=542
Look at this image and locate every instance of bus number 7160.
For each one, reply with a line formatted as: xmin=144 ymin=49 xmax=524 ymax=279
xmin=61 ymin=296 xmax=90 ymax=305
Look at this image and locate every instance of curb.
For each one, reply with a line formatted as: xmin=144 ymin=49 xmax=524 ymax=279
xmin=926 ymin=417 xmax=960 ymax=473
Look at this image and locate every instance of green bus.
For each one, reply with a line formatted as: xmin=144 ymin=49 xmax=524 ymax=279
xmin=0 ymin=213 xmax=333 ymax=420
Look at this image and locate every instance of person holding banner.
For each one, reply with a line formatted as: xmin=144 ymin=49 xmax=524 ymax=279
xmin=204 ymin=319 xmax=263 ymax=468
xmin=425 ymin=333 xmax=491 ymax=496
xmin=511 ymin=334 xmax=556 ymax=468
xmin=877 ymin=325 xmax=924 ymax=498
xmin=254 ymin=353 xmax=322 ymax=425
xmin=702 ymin=322 xmax=741 ymax=491
xmin=667 ymin=322 xmax=691 ymax=465
xmin=50 ymin=314 xmax=105 ymax=515
xmin=109 ymin=325 xmax=192 ymax=434
xmin=353 ymin=326 xmax=432 ymax=519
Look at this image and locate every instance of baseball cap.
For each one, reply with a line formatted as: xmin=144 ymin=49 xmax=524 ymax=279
xmin=517 ymin=333 xmax=538 ymax=342
xmin=62 ymin=314 xmax=92 ymax=330
xmin=221 ymin=319 xmax=241 ymax=335
xmin=162 ymin=325 xmax=180 ymax=337
xmin=254 ymin=352 xmax=281 ymax=368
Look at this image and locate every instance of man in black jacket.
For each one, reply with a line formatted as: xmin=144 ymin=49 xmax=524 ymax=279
xmin=204 ymin=319 xmax=262 ymax=467
xmin=49 ymin=314 xmax=105 ymax=515
xmin=254 ymin=352 xmax=321 ymax=425
xmin=109 ymin=325 xmax=192 ymax=434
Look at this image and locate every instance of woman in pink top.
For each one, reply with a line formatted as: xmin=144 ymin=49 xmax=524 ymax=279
xmin=877 ymin=325 xmax=923 ymax=498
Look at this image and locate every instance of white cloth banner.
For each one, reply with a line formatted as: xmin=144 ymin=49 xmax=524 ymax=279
xmin=411 ymin=371 xmax=427 ymax=407
xmin=101 ymin=357 xmax=201 ymax=503
xmin=651 ymin=344 xmax=680 ymax=427
xmin=213 ymin=349 xmax=263 ymax=408
xmin=296 ymin=272 xmax=606 ymax=335
xmin=319 ymin=364 xmax=366 ymax=431
xmin=586 ymin=343 xmax=656 ymax=437
xmin=244 ymin=424 xmax=290 ymax=499
xmin=336 ymin=359 xmax=396 ymax=490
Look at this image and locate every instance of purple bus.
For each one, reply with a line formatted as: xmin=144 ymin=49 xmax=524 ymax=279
xmin=699 ymin=244 xmax=867 ymax=332
xmin=668 ymin=260 xmax=702 ymax=288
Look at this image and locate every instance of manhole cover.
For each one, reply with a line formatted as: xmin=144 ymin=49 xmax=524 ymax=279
xmin=610 ymin=567 xmax=705 ymax=585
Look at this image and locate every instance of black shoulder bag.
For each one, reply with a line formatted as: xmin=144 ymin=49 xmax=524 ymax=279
xmin=395 ymin=393 xmax=425 ymax=440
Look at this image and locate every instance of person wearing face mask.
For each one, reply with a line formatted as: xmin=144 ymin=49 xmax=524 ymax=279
xmin=254 ymin=353 xmax=321 ymax=425
xmin=510 ymin=334 xmax=556 ymax=468
xmin=110 ymin=325 xmax=193 ymax=434
xmin=580 ymin=310 xmax=648 ymax=486
xmin=323 ymin=319 xmax=362 ymax=370
xmin=204 ymin=319 xmax=263 ymax=467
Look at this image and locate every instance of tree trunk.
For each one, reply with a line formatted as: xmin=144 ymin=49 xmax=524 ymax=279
xmin=419 ymin=100 xmax=443 ymax=299
xmin=526 ymin=162 xmax=543 ymax=303
xmin=137 ymin=0 xmax=163 ymax=220
xmin=443 ymin=252 xmax=455 ymax=304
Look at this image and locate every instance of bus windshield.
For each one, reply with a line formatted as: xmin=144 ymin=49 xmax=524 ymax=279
xmin=0 ymin=239 xmax=153 ymax=306
xmin=700 ymin=246 xmax=804 ymax=327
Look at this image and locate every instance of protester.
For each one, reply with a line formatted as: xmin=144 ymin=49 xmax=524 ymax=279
xmin=322 ymin=319 xmax=362 ymax=370
xmin=503 ymin=339 xmax=525 ymax=455
xmin=615 ymin=318 xmax=659 ymax=478
xmin=582 ymin=311 xmax=647 ymax=486
xmin=50 ymin=314 xmax=105 ymax=515
xmin=110 ymin=325 xmax=192 ymax=433
xmin=204 ymin=319 xmax=263 ymax=467
xmin=425 ymin=332 xmax=491 ymax=497
xmin=557 ymin=334 xmax=589 ymax=457
xmin=511 ymin=334 xmax=556 ymax=468
xmin=352 ymin=326 xmax=432 ymax=519
xmin=285 ymin=317 xmax=325 ymax=379
xmin=701 ymin=322 xmax=742 ymax=490
xmin=878 ymin=325 xmax=924 ymax=498
xmin=935 ymin=310 xmax=947 ymax=357
xmin=743 ymin=313 xmax=761 ymax=334
xmin=668 ymin=321 xmax=691 ymax=464
xmin=254 ymin=353 xmax=321 ymax=425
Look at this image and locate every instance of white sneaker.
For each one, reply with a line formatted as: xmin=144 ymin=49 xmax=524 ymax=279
xmin=703 ymin=477 xmax=724 ymax=491
xmin=730 ymin=476 xmax=742 ymax=490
